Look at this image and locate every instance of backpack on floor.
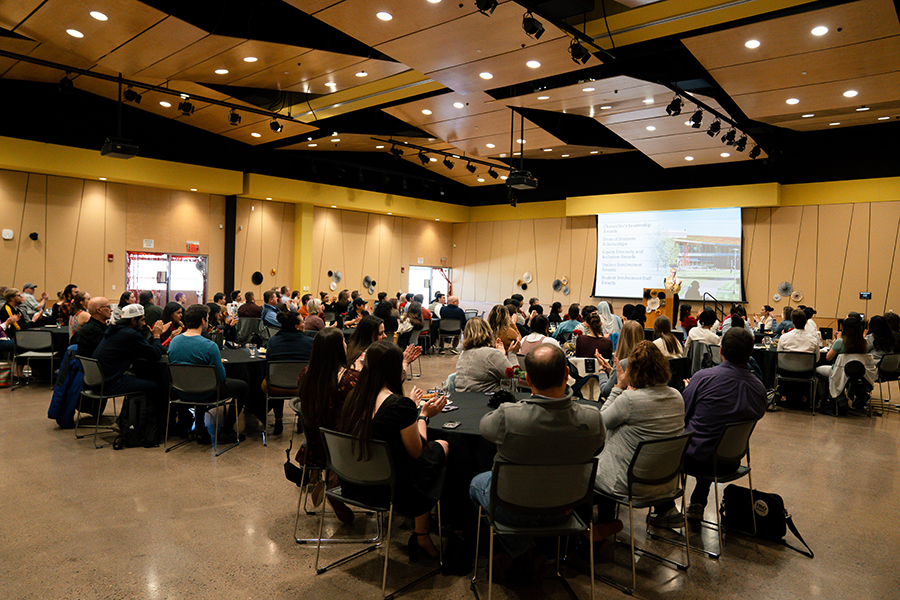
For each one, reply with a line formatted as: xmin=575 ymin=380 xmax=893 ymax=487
xmin=113 ymin=394 xmax=159 ymax=449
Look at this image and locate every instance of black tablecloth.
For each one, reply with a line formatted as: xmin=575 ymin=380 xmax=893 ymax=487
xmin=752 ymin=346 xmax=829 ymax=389
xmin=29 ymin=325 xmax=71 ymax=353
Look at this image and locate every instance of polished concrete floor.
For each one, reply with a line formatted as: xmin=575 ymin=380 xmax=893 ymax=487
xmin=2 ymin=355 xmax=899 ymax=600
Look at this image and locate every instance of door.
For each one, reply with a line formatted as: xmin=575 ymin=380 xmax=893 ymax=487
xmin=126 ymin=252 xmax=208 ymax=306
xmin=408 ymin=266 xmax=451 ymax=301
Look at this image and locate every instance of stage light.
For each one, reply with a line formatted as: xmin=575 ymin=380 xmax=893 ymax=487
xmin=466 ymin=162 xmax=476 ymax=173
xmin=522 ymin=12 xmax=544 ymax=39
xmin=689 ymin=109 xmax=703 ymax=128
xmin=706 ymin=119 xmax=721 ymax=137
xmin=665 ymin=96 xmax=683 ymax=117
xmin=443 ymin=157 xmax=454 ymax=170
xmin=734 ymin=135 xmax=748 ymax=152
xmin=475 ymin=0 xmax=498 ymax=16
xmin=123 ymin=87 xmax=141 ymax=104
xmin=270 ymin=120 xmax=283 ymax=132
xmin=59 ymin=74 xmax=74 ymax=94
xmin=569 ymin=40 xmax=591 ymax=65
xmin=389 ymin=145 xmax=404 ymax=159
xmin=417 ymin=151 xmax=430 ymax=166
xmin=178 ymin=100 xmax=194 ymax=115
xmin=227 ymin=110 xmax=241 ymax=125
xmin=488 ymin=168 xmax=499 ymax=179
xmin=721 ymin=129 xmax=737 ymax=145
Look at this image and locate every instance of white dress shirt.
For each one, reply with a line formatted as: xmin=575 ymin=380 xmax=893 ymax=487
xmin=777 ymin=328 xmax=819 ymax=354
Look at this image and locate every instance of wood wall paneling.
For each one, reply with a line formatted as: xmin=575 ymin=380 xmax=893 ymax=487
xmin=13 ymin=173 xmax=44 ymax=291
xmin=816 ymin=204 xmax=854 ymax=319
xmin=836 ymin=203 xmax=871 ymax=317
xmin=45 ymin=176 xmax=84 ymax=294
xmin=105 ymin=182 xmax=128 ymax=300
xmin=869 ymin=201 xmax=900 ymax=315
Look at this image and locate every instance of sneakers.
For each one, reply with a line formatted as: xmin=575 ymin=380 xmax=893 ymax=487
xmin=647 ymin=507 xmax=686 ymax=529
xmin=686 ymin=503 xmax=705 ymax=521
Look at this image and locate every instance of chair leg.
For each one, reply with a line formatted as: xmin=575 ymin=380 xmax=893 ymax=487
xmin=629 ymin=502 xmax=637 ymax=595
xmin=471 ymin=506 xmax=483 ymax=592
xmin=213 ymin=400 xmax=241 ymax=456
xmin=488 ymin=525 xmax=494 ymax=600
xmin=714 ymin=479 xmax=723 ymax=556
xmin=748 ymin=470 xmax=757 ymax=535
xmin=381 ymin=507 xmax=393 ymax=599
xmin=262 ymin=395 xmax=269 ymax=446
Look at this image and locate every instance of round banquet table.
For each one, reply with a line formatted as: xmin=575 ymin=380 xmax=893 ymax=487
xmin=28 ymin=324 xmax=71 ymax=353
xmin=752 ymin=345 xmax=829 ymax=389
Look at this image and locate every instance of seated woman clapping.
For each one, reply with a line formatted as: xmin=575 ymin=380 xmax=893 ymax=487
xmin=455 ymin=317 xmax=521 ymax=393
xmin=339 ymin=341 xmax=449 ymax=560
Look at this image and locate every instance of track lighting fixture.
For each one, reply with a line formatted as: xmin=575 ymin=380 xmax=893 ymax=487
xmin=568 ymin=39 xmax=591 ymax=65
xmin=389 ymin=145 xmax=404 ymax=159
xmin=443 ymin=157 xmax=454 ymax=170
xmin=522 ymin=12 xmax=544 ymax=39
xmin=178 ymin=100 xmax=194 ymax=115
xmin=488 ymin=168 xmax=499 ymax=179
xmin=123 ymin=86 xmax=141 ymax=104
xmin=466 ymin=161 xmax=477 ymax=173
xmin=734 ymin=135 xmax=748 ymax=152
xmin=59 ymin=74 xmax=74 ymax=94
xmin=706 ymin=119 xmax=721 ymax=137
xmin=269 ymin=119 xmax=283 ymax=133
xmin=665 ymin=96 xmax=683 ymax=117
xmin=382 ymin=174 xmax=391 ymax=185
xmin=475 ymin=0 xmax=498 ymax=16
xmin=417 ymin=151 xmax=430 ymax=166
xmin=749 ymin=145 xmax=762 ymax=159
xmin=721 ymin=129 xmax=737 ymax=145
xmin=227 ymin=109 xmax=241 ymax=125
xmin=689 ymin=109 xmax=703 ymax=128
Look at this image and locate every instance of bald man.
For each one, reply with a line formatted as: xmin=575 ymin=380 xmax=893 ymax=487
xmin=437 ymin=295 xmax=466 ymax=353
xmin=73 ymin=296 xmax=112 ymax=358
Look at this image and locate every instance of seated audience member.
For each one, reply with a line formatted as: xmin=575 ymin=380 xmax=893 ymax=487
xmin=0 ymin=314 xmax=16 ymax=354
xmin=507 ymin=295 xmax=526 ymax=327
xmin=685 ymin=309 xmax=721 ymax=351
xmin=92 ymin=303 xmax=169 ymax=416
xmin=112 ymin=291 xmax=135 ymax=323
xmin=206 ymin=302 xmax=236 ymax=339
xmin=160 ymin=302 xmax=185 ymax=347
xmin=263 ymin=311 xmax=314 ymax=435
xmin=304 ymin=299 xmax=326 ymax=332
xmin=575 ymin=313 xmax=613 ymax=360
xmin=399 ymin=293 xmax=413 ymax=313
xmin=344 ymin=297 xmax=369 ymax=327
xmin=867 ymin=315 xmax=899 ymax=359
xmin=575 ymin=305 xmax=598 ymax=334
xmin=488 ymin=304 xmax=521 ymax=352
xmin=816 ymin=315 xmax=867 ymax=392
xmin=167 ymin=304 xmax=249 ymax=444
xmin=73 ymin=297 xmax=111 ymax=358
xmin=598 ymin=301 xmax=622 ymax=335
xmin=227 ymin=290 xmax=243 ymax=318
xmin=68 ymin=292 xmax=92 ymax=340
xmin=772 ymin=306 xmax=793 ymax=338
xmin=800 ymin=305 xmax=819 ymax=335
xmin=346 ymin=315 xmax=387 ymax=367
xmin=374 ymin=299 xmax=399 ymax=335
xmin=629 ymin=304 xmax=648 ymax=327
xmin=621 ymin=303 xmax=634 ymax=323
xmin=752 ymin=305 xmax=775 ymax=333
xmin=653 ymin=315 xmax=684 ymax=358
xmin=720 ymin=304 xmax=753 ymax=334
xmin=776 ymin=308 xmax=820 ymax=403
xmin=389 ymin=297 xmax=401 ymax=319
xmin=139 ymin=290 xmax=163 ymax=326
xmin=595 ymin=341 xmax=685 ymax=530
xmin=547 ymin=301 xmax=563 ymax=325
xmin=438 ymin=296 xmax=467 ymax=352
xmin=261 ymin=290 xmax=280 ymax=328
xmin=553 ymin=304 xmax=582 ymax=340
xmin=885 ymin=311 xmax=900 ymax=336
xmin=174 ymin=292 xmax=188 ymax=308
xmin=600 ymin=320 xmax=645 ymax=398
xmin=527 ymin=297 xmax=543 ymax=319
xmin=57 ymin=284 xmax=79 ymax=324
xmin=455 ymin=318 xmax=521 ymax=393
xmin=680 ymin=304 xmax=697 ymax=334
xmin=20 ymin=283 xmax=48 ymax=322
xmin=213 ymin=292 xmax=227 ymax=309
xmin=297 ymin=293 xmax=311 ymax=318
xmin=2 ymin=288 xmax=41 ymax=332
xmin=470 ymin=344 xmax=605 ymax=576
xmin=519 ymin=315 xmax=560 ymax=354
xmin=681 ymin=327 xmax=766 ymax=521
xmin=507 ymin=302 xmax=529 ymax=338
xmin=397 ymin=301 xmax=425 ymax=349
xmin=238 ymin=291 xmax=262 ymax=318
xmin=339 ymin=341 xmax=449 ymax=558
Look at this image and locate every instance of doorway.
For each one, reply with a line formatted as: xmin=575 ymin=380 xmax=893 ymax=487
xmin=126 ymin=251 xmax=208 ymax=306
xmin=408 ymin=266 xmax=451 ymax=302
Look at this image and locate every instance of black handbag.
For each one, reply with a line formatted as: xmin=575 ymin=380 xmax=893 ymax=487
xmin=721 ymin=484 xmax=814 ymax=558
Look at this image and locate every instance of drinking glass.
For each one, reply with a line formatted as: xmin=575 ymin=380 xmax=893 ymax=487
xmin=247 ymin=343 xmax=257 ymax=357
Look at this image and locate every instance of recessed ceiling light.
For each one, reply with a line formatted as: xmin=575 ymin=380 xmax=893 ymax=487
xmin=325 ymin=82 xmax=337 ymax=87
xmin=811 ymin=26 xmax=828 ymax=36
xmin=479 ymin=72 xmax=493 ymax=80
xmin=99 ymin=177 xmax=107 ymax=181
xmin=190 ymin=188 xmax=197 ymax=191
xmin=453 ymin=102 xmax=465 ymax=109
xmin=355 ymin=71 xmax=367 ymax=77
xmin=159 ymin=101 xmax=171 ymax=108
xmin=543 ymin=148 xmax=552 ymax=152
xmin=720 ymin=152 xmax=731 ymax=158
xmin=387 ymin=212 xmax=392 ymax=215
xmin=427 ymin=0 xmax=441 ymax=3
xmin=66 ymin=29 xmax=84 ymax=38
xmin=843 ymin=90 xmax=858 ymax=98
xmin=786 ymin=98 xmax=800 ymax=105
xmin=600 ymin=105 xmax=612 ymax=110
xmin=684 ymin=121 xmax=693 ymax=127
xmin=331 ymin=205 xmax=337 ymax=208
xmin=243 ymin=56 xmax=258 ymax=63
xmin=685 ymin=156 xmax=694 ymax=161
xmin=802 ymin=113 xmax=815 ymax=118
xmin=430 ymin=157 xmax=438 ymax=162
xmin=375 ymin=145 xmax=384 ymax=149
xmin=582 ymin=87 xmax=595 ymax=92
xmin=215 ymin=69 xmax=229 ymax=75
xmin=331 ymin=138 xmax=340 ymax=142
xmin=477 ymin=178 xmax=485 ymax=182
xmin=526 ymin=60 xmax=541 ymax=68
xmin=643 ymin=98 xmax=654 ymax=104
xmin=646 ymin=126 xmax=657 ymax=131
xmin=561 ymin=154 xmax=569 ymax=157
xmin=251 ymin=132 xmax=261 ymax=138
xmin=90 ymin=11 xmax=108 ymax=21
xmin=856 ymin=106 xmax=870 ymax=112
xmin=500 ymin=175 xmax=508 ymax=180
xmin=435 ymin=219 xmax=440 ymax=221
xmin=829 ymin=122 xmax=841 ymax=126
xmin=878 ymin=116 xmax=890 ymax=121
xmin=421 ymin=109 xmax=432 ymax=115
xmin=486 ymin=143 xmax=495 ymax=148
xmin=537 ymin=95 xmax=550 ymax=100
xmin=376 ymin=11 xmax=393 ymax=21
xmin=590 ymin=150 xmax=598 ymax=154
xmin=516 ymin=139 xmax=526 ymax=144
xmin=266 ymin=197 xmax=272 ymax=200
xmin=745 ymin=39 xmax=760 ymax=49
xmin=513 ymin=152 xmax=521 ymax=156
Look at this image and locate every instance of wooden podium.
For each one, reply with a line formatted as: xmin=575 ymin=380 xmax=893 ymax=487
xmin=642 ymin=288 xmax=677 ymax=324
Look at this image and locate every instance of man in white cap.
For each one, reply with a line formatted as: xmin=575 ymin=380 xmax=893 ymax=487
xmin=20 ymin=283 xmax=48 ymax=321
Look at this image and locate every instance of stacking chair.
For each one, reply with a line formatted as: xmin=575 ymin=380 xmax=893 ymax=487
xmin=667 ymin=357 xmax=691 ymax=392
xmin=265 ymin=326 xmax=280 ymax=344
xmin=235 ymin=317 xmax=263 ymax=346
xmin=263 ymin=361 xmax=306 ymax=445
xmin=594 ymin=433 xmax=693 ymax=595
xmin=438 ymin=318 xmax=461 ymax=354
xmin=12 ymin=329 xmax=59 ymax=388
xmin=471 ymin=459 xmax=599 ymax=600
xmin=165 ymin=363 xmax=240 ymax=456
xmin=75 ymin=356 xmax=126 ymax=449
xmin=315 ymin=428 xmax=443 ymax=599
xmin=874 ymin=353 xmax=900 ymax=412
xmin=775 ymin=351 xmax=818 ymax=414
xmin=405 ymin=330 xmax=422 ymax=378
xmin=464 ymin=308 xmax=479 ymax=320
xmin=679 ymin=421 xmax=757 ymax=559
xmin=569 ymin=357 xmax=603 ymax=401
xmin=322 ymin=311 xmax=336 ymax=326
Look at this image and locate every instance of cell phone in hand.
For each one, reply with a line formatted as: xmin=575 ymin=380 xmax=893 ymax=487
xmin=442 ymin=405 xmax=459 ymax=412
xmin=442 ymin=421 xmax=461 ymax=429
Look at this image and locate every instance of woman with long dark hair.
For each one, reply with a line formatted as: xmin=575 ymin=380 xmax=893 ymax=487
xmin=112 ymin=291 xmax=135 ymax=323
xmin=575 ymin=313 xmax=613 ymax=359
xmin=160 ymin=301 xmax=184 ymax=347
xmin=867 ymin=315 xmax=898 ymax=359
xmin=373 ymin=299 xmax=398 ymax=334
xmin=339 ymin=340 xmax=448 ymax=560
xmin=548 ymin=301 xmax=563 ymax=325
xmin=396 ymin=301 xmax=424 ymax=349
xmin=68 ymin=291 xmax=91 ymax=339
xmin=652 ymin=315 xmax=683 ymax=358
xmin=346 ymin=315 xmax=386 ymax=367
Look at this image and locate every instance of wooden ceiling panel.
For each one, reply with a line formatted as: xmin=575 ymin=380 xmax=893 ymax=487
xmin=216 ymin=117 xmax=317 ymax=145
xmin=14 ymin=0 xmax=167 ymax=64
xmin=426 ymin=36 xmax=600 ymax=96
xmin=501 ymin=76 xmax=660 ymax=111
xmin=278 ymin=134 xmax=431 ymax=153
xmin=0 ymin=0 xmax=44 ymax=30
xmin=767 ymin=106 xmax=900 ymax=131
xmin=647 ymin=145 xmax=764 ymax=169
xmin=98 ymin=16 xmax=209 ymax=77
xmin=0 ymin=34 xmax=41 ymax=56
xmin=236 ymin=48 xmax=364 ymax=94
xmin=160 ymin=39 xmax=310 ymax=86
xmin=473 ymin=127 xmax=566 ymax=158
xmin=1 ymin=43 xmax=96 ymax=82
xmin=136 ymin=35 xmax=245 ymax=79
xmin=513 ymin=145 xmax=633 ymax=160
xmin=282 ymin=0 xmax=342 ymax=15
xmin=381 ymin=91 xmax=497 ymax=127
xmin=417 ymin=108 xmax=512 ymax=144
xmin=628 ymin=129 xmax=733 ymax=155
xmin=283 ymin=57 xmax=410 ymax=95
xmin=683 ymin=0 xmax=900 ymax=71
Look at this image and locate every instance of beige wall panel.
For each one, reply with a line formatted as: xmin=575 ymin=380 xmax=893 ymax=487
xmin=311 ymin=207 xmax=332 ymax=296
xmin=451 ymin=223 xmax=471 ymax=300
xmin=572 ymin=216 xmax=597 ymax=305
xmin=235 ymin=197 xmax=264 ymax=296
xmin=45 ymin=176 xmax=85 ymax=292
xmin=381 ymin=216 xmax=400 ymax=297
xmin=339 ymin=210 xmax=371 ymax=298
xmin=868 ymin=201 xmax=900 ymax=314
xmin=280 ymin=203 xmax=295 ymax=291
xmin=835 ymin=203 xmax=871 ymax=318
xmin=780 ymin=206 xmax=818 ymax=314
xmin=496 ymin=221 xmax=519 ymax=301
xmin=476 ymin=221 xmax=498 ymax=303
xmin=816 ymin=204 xmax=854 ymax=319
xmin=534 ymin=218 xmax=562 ymax=306
xmin=71 ymin=180 xmax=110 ymax=297
xmin=469 ymin=222 xmax=490 ymax=303
xmin=104 ymin=183 xmax=128 ymax=298
xmin=12 ymin=173 xmax=45 ymax=291
xmin=206 ymin=194 xmax=226 ymax=294
xmin=546 ymin=218 xmax=569 ymax=307
xmin=168 ymin=191 xmax=212 ymax=255
xmin=746 ymin=207 xmax=772 ymax=312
